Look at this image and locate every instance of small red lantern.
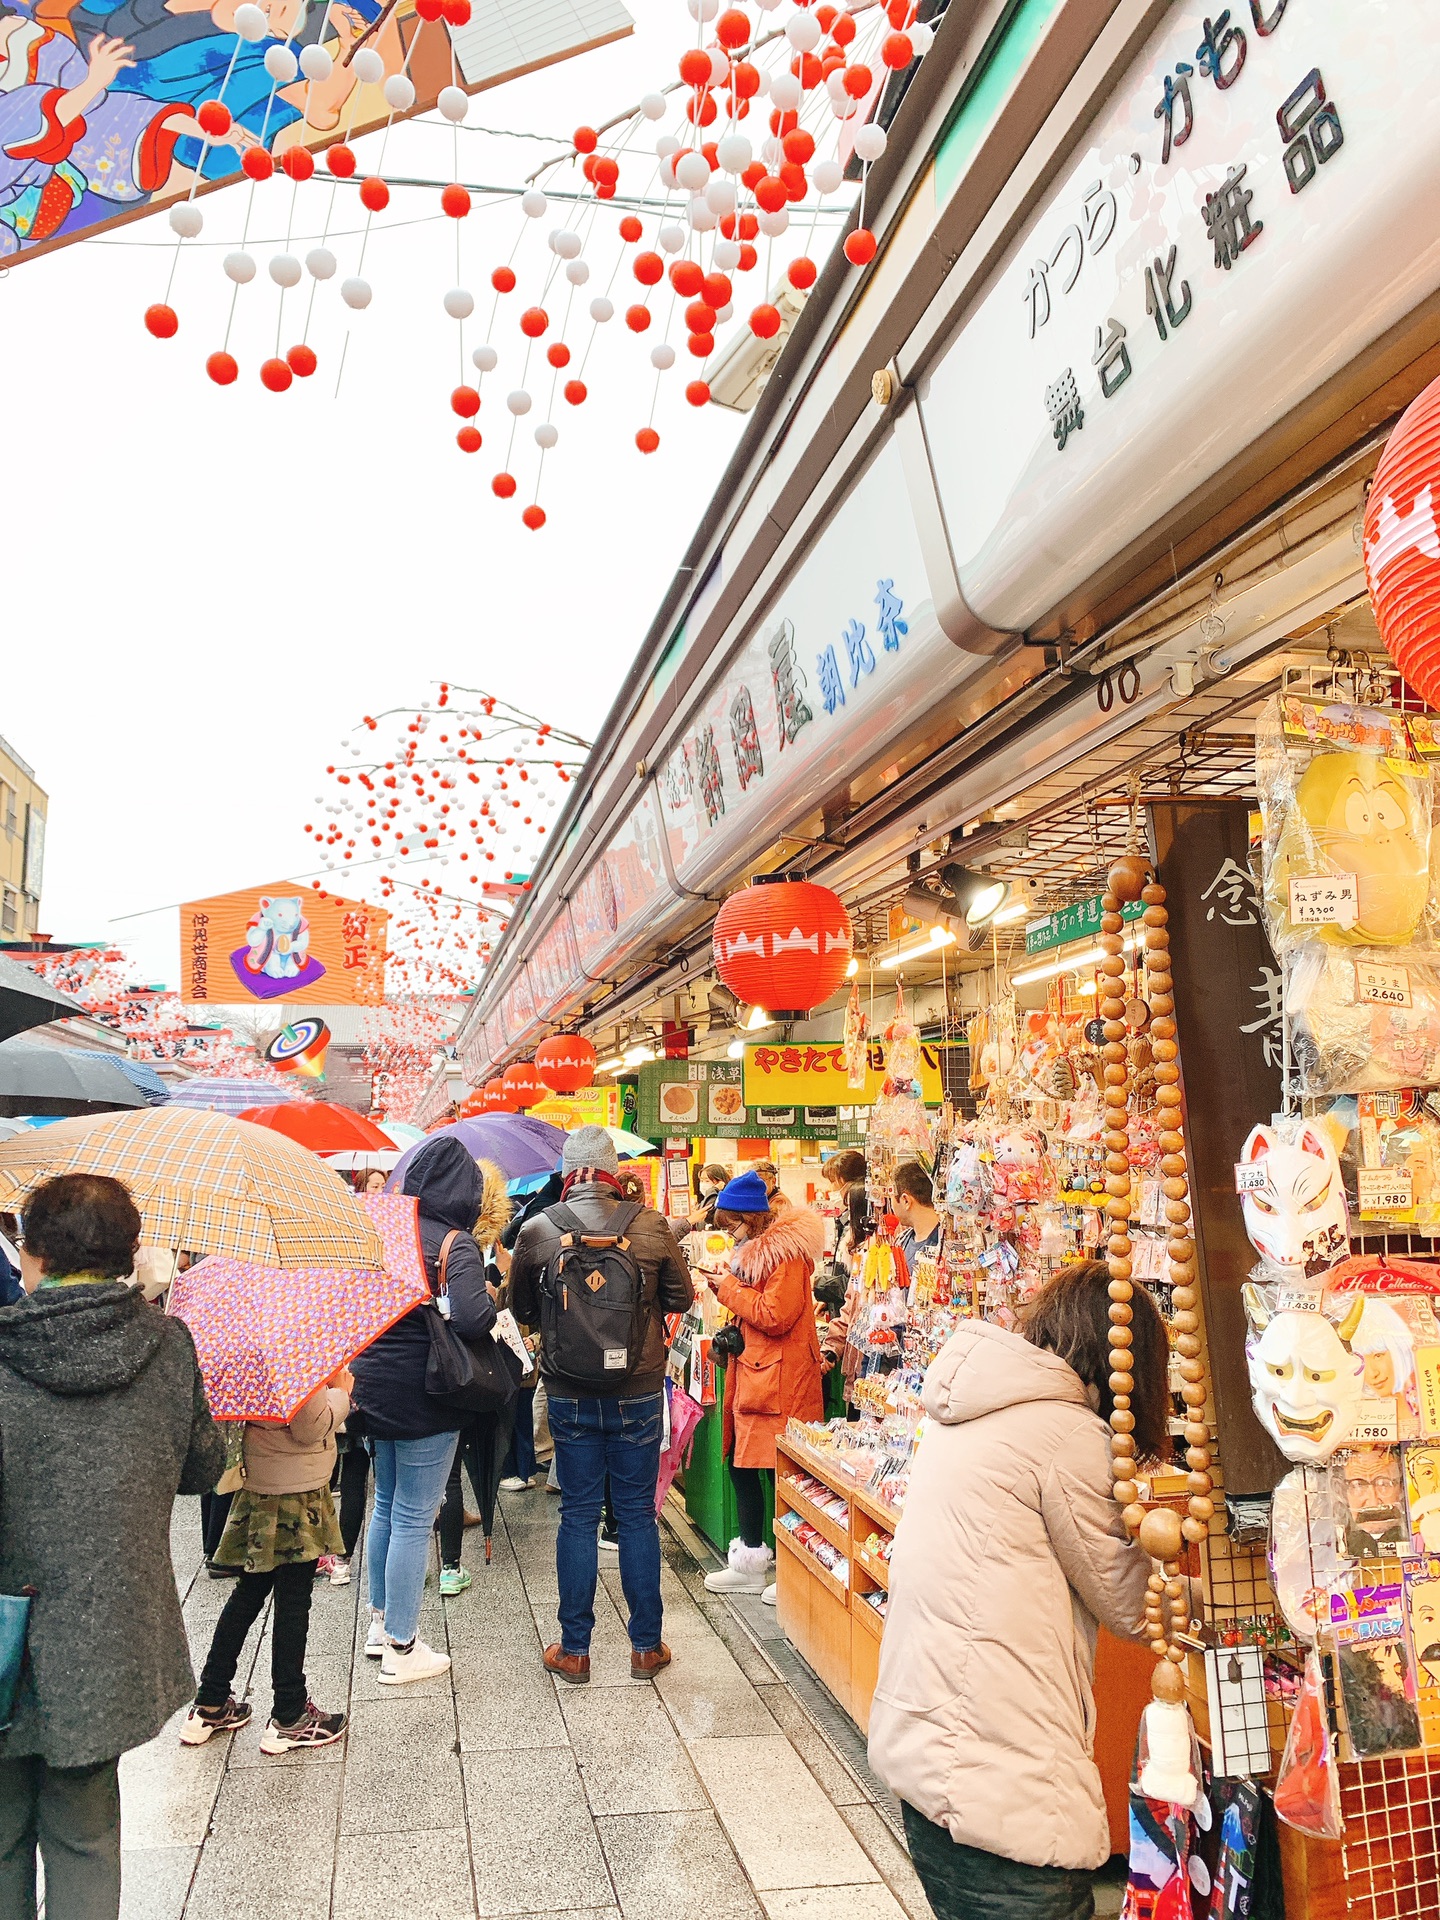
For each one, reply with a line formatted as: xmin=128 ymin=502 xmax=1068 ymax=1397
xmin=480 ymin=1078 xmax=515 ymax=1113
xmin=712 ymin=877 xmax=853 ymax=1014
xmin=535 ymin=1034 xmax=597 ymax=1094
xmin=502 ymin=1060 xmax=545 ymax=1109
xmin=1365 ymin=373 xmax=1440 ymax=709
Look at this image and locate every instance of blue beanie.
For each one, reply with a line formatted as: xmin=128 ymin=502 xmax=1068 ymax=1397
xmin=717 ymin=1169 xmax=770 ymax=1214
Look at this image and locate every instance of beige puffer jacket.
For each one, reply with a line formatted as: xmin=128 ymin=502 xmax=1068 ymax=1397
xmin=867 ymin=1321 xmax=1150 ymax=1872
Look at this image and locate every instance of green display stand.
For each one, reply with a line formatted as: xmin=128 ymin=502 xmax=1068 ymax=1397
xmin=681 ymin=1363 xmax=775 ymax=1552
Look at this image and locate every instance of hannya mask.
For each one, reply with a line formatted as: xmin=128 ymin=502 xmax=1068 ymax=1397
xmin=1244 ymin=1285 xmax=1365 ymax=1463
xmin=1239 ymin=1122 xmax=1350 ymax=1274
xmin=1288 ymin=748 xmax=1430 ymax=947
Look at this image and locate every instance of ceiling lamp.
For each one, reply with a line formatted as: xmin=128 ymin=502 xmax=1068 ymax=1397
xmin=940 ymin=863 xmax=1011 ymax=927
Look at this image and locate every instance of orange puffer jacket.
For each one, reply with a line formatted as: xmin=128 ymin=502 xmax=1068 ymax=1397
xmin=712 ymin=1209 xmax=826 ymax=1469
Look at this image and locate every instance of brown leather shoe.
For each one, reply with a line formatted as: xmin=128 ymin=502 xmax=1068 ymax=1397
xmin=631 ymin=1642 xmax=672 ymax=1679
xmin=543 ymin=1644 xmax=591 ymax=1685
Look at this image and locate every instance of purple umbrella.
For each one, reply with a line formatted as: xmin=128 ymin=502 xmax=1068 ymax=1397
xmin=385 ymin=1113 xmax=566 ymax=1189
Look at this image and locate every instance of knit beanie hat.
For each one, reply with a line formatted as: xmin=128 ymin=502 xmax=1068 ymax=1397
xmin=716 ymin=1169 xmax=770 ymax=1214
xmin=561 ymin=1124 xmax=621 ymax=1176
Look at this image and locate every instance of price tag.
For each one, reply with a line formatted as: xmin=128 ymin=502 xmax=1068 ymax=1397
xmin=1356 ymin=960 xmax=1412 ymax=1008
xmin=1235 ymin=1161 xmax=1269 ymax=1194
xmin=1289 ymin=872 xmax=1359 ymax=929
xmin=1350 ymin=1407 xmax=1400 ymax=1444
xmin=1357 ymin=1167 xmax=1414 ymax=1215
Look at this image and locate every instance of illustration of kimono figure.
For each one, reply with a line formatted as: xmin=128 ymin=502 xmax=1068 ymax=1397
xmin=111 ymin=32 xmax=301 ymax=178
xmin=0 ymin=17 xmax=190 ymax=253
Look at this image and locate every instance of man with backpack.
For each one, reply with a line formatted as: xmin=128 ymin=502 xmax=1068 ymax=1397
xmin=508 ymin=1127 xmax=694 ymax=1683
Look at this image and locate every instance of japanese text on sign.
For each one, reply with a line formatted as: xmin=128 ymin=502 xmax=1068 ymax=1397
xmin=1288 ymin=872 xmax=1358 ymax=929
xmin=1356 ymin=961 xmax=1412 ymax=1009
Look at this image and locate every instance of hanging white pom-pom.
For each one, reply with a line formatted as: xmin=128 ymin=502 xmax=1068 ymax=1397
xmin=438 ymin=84 xmax=468 ymax=122
xmin=685 ymin=0 xmax=718 ymax=18
xmin=757 ymin=207 xmax=789 ymax=236
xmin=714 ymin=301 xmax=733 ymax=324
xmin=444 ymin=287 xmax=474 ymax=319
xmin=383 ymin=71 xmax=415 ymax=110
xmin=223 ymin=250 xmax=256 ymax=284
xmin=520 ymin=188 xmax=547 ymax=217
xmin=687 ymin=197 xmax=717 ymax=231
xmin=641 ymin=91 xmax=666 ymax=120
xmin=811 ymin=157 xmax=844 ymax=195
xmin=676 ymin=149 xmax=710 ymax=191
xmin=769 ymin=70 xmax=800 ymax=110
xmin=658 ymin=223 xmax=685 ymax=253
xmin=658 ymin=156 xmax=679 ymax=192
xmin=830 ymin=92 xmax=859 ymax=119
xmin=754 ymin=0 xmax=781 ymax=11
xmin=298 ymin=42 xmax=332 ymax=80
xmin=853 ymin=121 xmax=887 ymax=162
xmin=705 ymin=176 xmax=736 ymax=215
xmin=341 ymin=276 xmax=372 ymax=308
xmin=264 ymin=42 xmax=297 ymax=81
xmin=352 ymin=46 xmax=384 ymax=84
xmin=708 ymin=47 xmax=729 ymax=84
xmin=565 ymin=258 xmax=590 ymax=285
xmin=232 ymin=3 xmax=267 ymax=39
xmin=826 ymin=67 xmax=848 ymax=100
xmin=472 ymin=343 xmax=498 ymax=371
xmin=715 ymin=133 xmax=750 ymax=174
xmin=169 ymin=202 xmax=203 ymax=238
xmin=655 ymin=133 xmax=680 ymax=160
xmin=760 ymin=134 xmax=783 ymax=168
xmin=785 ymin=8 xmax=821 ymax=50
xmin=590 ymin=295 xmax=614 ymax=321
xmin=909 ymin=21 xmax=933 ymax=54
xmin=534 ymin=422 xmax=559 ymax=449
xmin=269 ymin=252 xmax=302 ymax=287
xmin=712 ymin=236 xmax=741 ymax=269
xmin=506 ymin=389 xmax=532 ymax=416
xmin=552 ymin=228 xmax=582 ymax=259
xmin=650 ymin=343 xmax=676 ymax=370
xmin=306 ymin=245 xmax=337 ymax=279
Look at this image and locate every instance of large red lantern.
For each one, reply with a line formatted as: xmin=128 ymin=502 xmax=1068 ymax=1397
xmin=712 ymin=877 xmax=853 ymax=1014
xmin=1365 ymin=373 xmax=1440 ymax=707
xmin=502 ymin=1060 xmax=545 ymax=1109
xmin=480 ymin=1078 xmax=516 ymax=1113
xmin=535 ymin=1034 xmax=597 ymax=1094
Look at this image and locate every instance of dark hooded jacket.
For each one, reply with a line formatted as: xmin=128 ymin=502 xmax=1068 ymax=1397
xmin=350 ymin=1136 xmax=497 ymax=1439
xmin=0 ymin=1283 xmax=222 ymax=1767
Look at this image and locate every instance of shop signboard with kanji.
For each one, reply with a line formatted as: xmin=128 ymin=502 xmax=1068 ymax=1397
xmin=180 ymin=880 xmax=386 ymax=1005
xmin=920 ymin=0 xmax=1436 ymax=635
xmin=743 ymin=1041 xmax=950 ymax=1109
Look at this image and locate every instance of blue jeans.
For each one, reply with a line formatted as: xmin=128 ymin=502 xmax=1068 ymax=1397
xmin=366 ymin=1432 xmax=458 ymax=1644
xmin=502 ymin=1386 xmax=538 ymax=1483
xmin=549 ymin=1391 xmax=664 ymax=1656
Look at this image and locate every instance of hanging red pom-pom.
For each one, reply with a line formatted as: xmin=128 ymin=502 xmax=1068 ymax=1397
xmin=197 ymin=99 xmax=231 ymax=137
xmin=687 ymin=90 xmax=717 ymax=126
xmin=881 ymin=30 xmax=913 ymax=67
xmin=844 ymin=227 xmax=878 ymax=265
xmin=593 ymin=156 xmax=619 ymax=186
xmin=281 ymin=146 xmax=315 ymax=181
xmin=456 ymin=425 xmax=481 ymax=453
xmin=716 ymin=7 xmax=750 ymax=48
xmin=686 ymin=379 xmax=711 ymax=406
xmin=581 ymin=153 xmax=598 ymax=183
xmin=740 ymin=159 xmax=766 ymax=192
xmin=732 ymin=58 xmax=759 ymax=97
xmin=633 ymin=249 xmax=663 ymax=285
xmin=596 ymin=182 xmax=616 ymax=200
xmin=522 ymin=504 xmax=547 ymax=531
xmin=491 ymin=472 xmax=517 ymax=497
xmin=770 ymin=107 xmax=798 ymax=138
xmin=573 ymin=124 xmax=598 ymax=153
xmin=749 ymin=303 xmax=782 ymax=339
xmin=782 ymin=128 xmax=815 ymax=164
xmin=684 ymin=299 xmax=717 ymax=335
xmin=206 ymin=349 xmax=238 ymax=385
xmin=754 ymin=175 xmax=788 ymax=213
xmin=832 ymin=10 xmax=855 ymax=42
xmin=520 ymin=305 xmax=549 ymax=337
xmin=144 ymin=302 xmax=178 ymax=339
xmin=780 ymin=161 xmax=808 ymax=201
xmin=618 ymin=214 xmax=642 ymax=242
xmin=702 ymin=270 xmax=732 ymax=309
xmin=359 ymin=175 xmax=389 ymax=211
xmin=451 ymin=385 xmax=481 ymax=418
xmin=793 ymin=51 xmax=822 ymax=89
xmin=787 ymin=255 xmax=817 ymax=290
xmin=547 ymin=342 xmax=571 ymax=368
xmin=738 ymin=241 xmax=758 ymax=272
xmin=326 ymin=143 xmax=356 ymax=178
xmin=444 ymin=0 xmax=470 ymax=20
xmin=441 ymin=183 xmax=471 ymax=217
xmin=287 ymin=342 xmax=317 ymax=377
xmin=491 ymin=265 xmax=516 ymax=292
xmin=625 ymin=304 xmax=651 ymax=332
xmin=844 ymin=62 xmax=872 ymax=97
xmin=815 ymin=1 xmax=838 ymax=27
xmin=670 ymin=258 xmax=703 ymax=297
xmin=687 ymin=330 xmax=714 ymax=357
xmin=886 ymin=0 xmax=912 ymax=24
xmin=635 ymin=427 xmax=660 ymax=454
xmin=260 ymin=356 xmax=293 ymax=392
xmin=564 ymin=379 xmax=588 ymax=405
xmin=242 ymin=147 xmax=274 ymax=181
xmin=415 ymin=0 xmax=442 ymax=19
xmin=678 ymin=47 xmax=712 ymax=85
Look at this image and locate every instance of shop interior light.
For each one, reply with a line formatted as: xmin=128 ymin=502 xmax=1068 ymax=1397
xmin=1010 ymin=928 xmax=1141 ymax=989
xmin=595 ymin=1055 xmax=625 ymax=1074
xmin=879 ymin=927 xmax=956 ymax=970
xmin=621 ymin=1044 xmax=656 ymax=1067
xmin=939 ymin=863 xmax=1010 ymax=928
xmin=990 ymin=898 xmax=1030 ymax=927
xmin=845 ymin=957 xmax=860 ymax=978
xmin=726 ymin=1038 xmax=745 ymax=1059
xmin=743 ymin=1003 xmax=773 ymax=1031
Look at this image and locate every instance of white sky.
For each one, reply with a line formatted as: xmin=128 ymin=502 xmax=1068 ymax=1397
xmin=3 ymin=0 xmax=855 ymax=987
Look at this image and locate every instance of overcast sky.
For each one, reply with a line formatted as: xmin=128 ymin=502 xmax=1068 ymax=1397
xmin=3 ymin=0 xmax=841 ymax=987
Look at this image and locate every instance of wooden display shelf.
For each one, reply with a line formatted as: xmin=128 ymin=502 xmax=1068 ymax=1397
xmin=851 ymin=1483 xmax=903 ymax=1534
xmin=852 ymin=1539 xmax=891 ymax=1588
xmin=775 ymin=1472 xmax=853 ymax=1560
xmin=774 ymin=1521 xmax=849 ymax=1608
xmin=851 ymin=1585 xmax=887 ymax=1640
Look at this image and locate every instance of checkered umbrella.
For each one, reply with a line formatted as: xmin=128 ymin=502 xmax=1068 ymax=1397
xmin=167 ymin=1193 xmax=428 ymax=1423
xmin=168 ymin=1078 xmax=307 ymax=1115
xmin=0 ymin=1106 xmax=383 ymax=1269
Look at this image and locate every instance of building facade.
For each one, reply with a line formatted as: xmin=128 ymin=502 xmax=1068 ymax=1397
xmin=0 ymin=735 xmax=46 ymax=942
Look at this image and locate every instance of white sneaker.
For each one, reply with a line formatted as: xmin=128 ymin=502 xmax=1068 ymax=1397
xmin=498 ymin=1476 xmax=529 ymax=1492
xmin=328 ymin=1556 xmax=352 ymax=1587
xmin=703 ymin=1540 xmax=774 ymax=1595
xmin=761 ymin=1582 xmax=777 ymax=1606
xmin=598 ymin=1534 xmax=620 ymax=1555
xmin=378 ymin=1638 xmax=451 ymax=1685
xmin=364 ymin=1611 xmax=386 ymax=1659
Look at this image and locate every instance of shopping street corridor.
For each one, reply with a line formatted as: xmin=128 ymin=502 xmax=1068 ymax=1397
xmin=113 ymin=1487 xmax=939 ymax=1920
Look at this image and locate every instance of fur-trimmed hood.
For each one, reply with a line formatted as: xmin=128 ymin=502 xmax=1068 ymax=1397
xmin=731 ymin=1206 xmax=826 ymax=1282
xmin=474 ymin=1158 xmax=513 ymax=1249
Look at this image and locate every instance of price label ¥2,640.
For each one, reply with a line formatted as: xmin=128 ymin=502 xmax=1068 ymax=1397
xmin=1289 ymin=871 xmax=1359 ymax=929
xmin=1356 ymin=960 xmax=1412 ymax=1008
xmin=1357 ymin=1167 xmax=1414 ymax=1215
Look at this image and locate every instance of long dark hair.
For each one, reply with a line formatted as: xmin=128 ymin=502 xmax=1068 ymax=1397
xmin=1021 ymin=1260 xmax=1171 ymax=1461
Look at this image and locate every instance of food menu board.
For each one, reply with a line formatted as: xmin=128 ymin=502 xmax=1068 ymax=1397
xmin=635 ymin=1061 xmax=861 ymax=1144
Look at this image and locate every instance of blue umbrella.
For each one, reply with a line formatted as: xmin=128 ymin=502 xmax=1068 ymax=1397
xmin=386 ymin=1113 xmax=566 ymax=1189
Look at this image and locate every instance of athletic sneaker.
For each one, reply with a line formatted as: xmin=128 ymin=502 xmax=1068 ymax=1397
xmin=598 ymin=1532 xmax=620 ymax=1556
xmin=315 ymin=1555 xmax=336 ymax=1581
xmin=440 ymin=1565 xmax=472 ymax=1597
xmin=364 ymin=1610 xmax=386 ymax=1658
xmin=498 ymin=1476 xmax=529 ymax=1492
xmin=179 ymin=1696 xmax=252 ymax=1745
xmin=327 ymin=1555 xmax=352 ymax=1587
xmin=378 ymin=1638 xmax=451 ymax=1686
xmin=259 ymin=1701 xmax=347 ymax=1754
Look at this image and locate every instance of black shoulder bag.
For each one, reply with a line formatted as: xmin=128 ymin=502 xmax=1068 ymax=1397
xmin=423 ymin=1230 xmax=524 ymax=1415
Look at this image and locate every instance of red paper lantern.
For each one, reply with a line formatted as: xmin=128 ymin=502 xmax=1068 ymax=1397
xmin=502 ymin=1060 xmax=545 ymax=1108
xmin=712 ymin=878 xmax=853 ymax=1013
xmin=535 ymin=1034 xmax=597 ymax=1093
xmin=1364 ymin=373 xmax=1440 ymax=709
xmin=480 ymin=1078 xmax=516 ymax=1113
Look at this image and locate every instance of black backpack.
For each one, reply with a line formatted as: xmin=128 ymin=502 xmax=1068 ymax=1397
xmin=538 ymin=1201 xmax=650 ymax=1388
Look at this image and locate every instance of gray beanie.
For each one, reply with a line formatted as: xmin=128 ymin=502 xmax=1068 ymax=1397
xmin=562 ymin=1124 xmax=620 ymax=1176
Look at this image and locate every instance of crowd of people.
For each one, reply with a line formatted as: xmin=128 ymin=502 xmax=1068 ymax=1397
xmin=0 ymin=1129 xmax=1169 ymax=1920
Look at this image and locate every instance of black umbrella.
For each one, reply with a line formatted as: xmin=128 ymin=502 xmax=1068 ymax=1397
xmin=456 ymin=1404 xmax=518 ymax=1564
xmin=0 ymin=955 xmax=87 ymax=1046
xmin=0 ymin=1044 xmax=149 ymax=1118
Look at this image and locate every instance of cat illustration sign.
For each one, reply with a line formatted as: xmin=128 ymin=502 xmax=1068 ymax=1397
xmin=180 ymin=880 xmax=386 ymax=1004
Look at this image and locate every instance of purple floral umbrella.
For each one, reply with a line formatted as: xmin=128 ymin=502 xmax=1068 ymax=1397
xmin=385 ymin=1113 xmax=566 ymax=1188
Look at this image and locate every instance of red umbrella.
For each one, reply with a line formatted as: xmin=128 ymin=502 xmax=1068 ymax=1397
xmin=238 ymin=1101 xmax=394 ymax=1153
xmin=168 ymin=1192 xmax=429 ymax=1423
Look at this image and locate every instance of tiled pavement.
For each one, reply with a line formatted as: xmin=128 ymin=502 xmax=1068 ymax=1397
xmin=115 ymin=1490 xmax=940 ymax=1920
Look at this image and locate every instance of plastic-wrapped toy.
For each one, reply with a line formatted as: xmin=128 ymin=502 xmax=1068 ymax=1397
xmin=1269 ymin=1464 xmax=1353 ymax=1640
xmin=1322 ymin=1090 xmax=1440 ymax=1229
xmin=1272 ymin=1650 xmax=1343 ymax=1838
xmin=842 ymin=982 xmax=869 ymax=1091
xmin=1257 ymin=694 xmax=1433 ymax=955
xmin=1236 ymin=1118 xmax=1350 ymax=1274
xmin=1288 ymin=946 xmax=1440 ymax=1095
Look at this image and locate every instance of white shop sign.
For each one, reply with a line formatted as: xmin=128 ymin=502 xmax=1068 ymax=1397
xmin=921 ymin=0 xmax=1440 ymax=633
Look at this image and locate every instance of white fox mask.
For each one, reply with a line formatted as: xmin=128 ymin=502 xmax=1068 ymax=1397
xmin=1238 ymin=1121 xmax=1350 ymax=1273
